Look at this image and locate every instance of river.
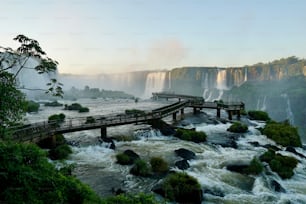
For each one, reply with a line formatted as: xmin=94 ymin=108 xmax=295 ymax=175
xmin=25 ymin=98 xmax=306 ymax=204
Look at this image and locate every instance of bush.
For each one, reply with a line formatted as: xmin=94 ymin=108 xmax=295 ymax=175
xmin=130 ymin=159 xmax=150 ymax=177
xmin=162 ymin=172 xmax=202 ymax=203
xmin=85 ymin=116 xmax=95 ymax=124
xmin=44 ymin=100 xmax=63 ymax=107
xmin=49 ymin=144 xmax=72 ymax=160
xmin=125 ymin=109 xmax=146 ymax=116
xmin=65 ymin=103 xmax=82 ymax=110
xmin=48 ymin=113 xmax=66 ymax=126
xmin=0 ymin=142 xmax=101 ymax=203
xmin=150 ymin=157 xmax=169 ymax=174
xmin=262 ymin=121 xmax=302 ymax=147
xmin=105 ymin=193 xmax=159 ymax=204
xmin=260 ymin=150 xmax=298 ymax=179
xmin=174 ymin=128 xmax=207 ymax=143
xmin=248 ymin=110 xmax=270 ymax=121
xmin=116 ymin=153 xmax=132 ymax=165
xmin=227 ymin=122 xmax=248 ymax=133
xmin=79 ymin=107 xmax=89 ymax=113
xmin=243 ymin=157 xmax=263 ymax=175
xmin=26 ymin=100 xmax=40 ymax=113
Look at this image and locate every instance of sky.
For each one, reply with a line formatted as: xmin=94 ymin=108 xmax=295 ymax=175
xmin=1 ymin=0 xmax=306 ymax=74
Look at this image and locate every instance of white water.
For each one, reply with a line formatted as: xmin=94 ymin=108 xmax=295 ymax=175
xmin=216 ymin=69 xmax=228 ymax=90
xmin=281 ymin=94 xmax=295 ymax=125
xmin=244 ymin=68 xmax=248 ymax=82
xmin=142 ymin=72 xmax=167 ymax=99
xmin=25 ymin=98 xmax=306 ymax=203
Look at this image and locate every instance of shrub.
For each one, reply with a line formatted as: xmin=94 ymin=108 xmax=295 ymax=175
xmin=49 ymin=144 xmax=72 ymax=160
xmin=125 ymin=109 xmax=146 ymax=116
xmin=48 ymin=113 xmax=66 ymax=126
xmin=243 ymin=157 xmax=263 ymax=175
xmin=262 ymin=121 xmax=302 ymax=147
xmin=85 ymin=116 xmax=95 ymax=124
xmin=44 ymin=100 xmax=63 ymax=107
xmin=65 ymin=103 xmax=82 ymax=110
xmin=116 ymin=153 xmax=132 ymax=165
xmin=130 ymin=159 xmax=150 ymax=177
xmin=105 ymin=193 xmax=159 ymax=204
xmin=248 ymin=110 xmax=270 ymax=121
xmin=26 ymin=100 xmax=40 ymax=113
xmin=79 ymin=107 xmax=89 ymax=113
xmin=174 ymin=128 xmax=206 ymax=143
xmin=260 ymin=150 xmax=298 ymax=179
xmin=162 ymin=172 xmax=202 ymax=203
xmin=150 ymin=157 xmax=169 ymax=174
xmin=227 ymin=122 xmax=248 ymax=133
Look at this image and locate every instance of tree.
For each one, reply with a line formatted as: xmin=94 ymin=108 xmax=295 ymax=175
xmin=0 ymin=35 xmax=63 ymax=126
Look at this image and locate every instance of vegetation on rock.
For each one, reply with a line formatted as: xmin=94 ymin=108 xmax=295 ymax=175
xmin=48 ymin=113 xmax=65 ymax=126
xmin=227 ymin=122 xmax=248 ymax=133
xmin=130 ymin=159 xmax=151 ymax=177
xmin=174 ymin=128 xmax=206 ymax=143
xmin=125 ymin=109 xmax=146 ymax=116
xmin=260 ymin=149 xmax=298 ymax=179
xmin=44 ymin=100 xmax=63 ymax=107
xmin=243 ymin=157 xmax=263 ymax=175
xmin=162 ymin=172 xmax=202 ymax=203
xmin=116 ymin=150 xmax=140 ymax=165
xmin=150 ymin=157 xmax=169 ymax=174
xmin=25 ymin=100 xmax=40 ymax=113
xmin=104 ymin=193 xmax=160 ymax=204
xmin=262 ymin=121 xmax=302 ymax=147
xmin=248 ymin=110 xmax=271 ymax=121
xmin=85 ymin=116 xmax=96 ymax=124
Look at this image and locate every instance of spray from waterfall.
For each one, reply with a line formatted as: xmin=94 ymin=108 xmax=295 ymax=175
xmin=142 ymin=72 xmax=167 ymax=99
xmin=281 ymin=94 xmax=295 ymax=125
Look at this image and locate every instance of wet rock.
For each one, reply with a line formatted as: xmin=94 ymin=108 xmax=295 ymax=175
xmin=123 ymin=149 xmax=140 ymax=162
xmin=100 ymin=137 xmax=116 ymax=150
xmin=286 ymin=146 xmax=306 ymax=159
xmin=270 ymin=179 xmax=286 ymax=193
xmin=148 ymin=119 xmax=175 ymax=136
xmin=152 ymin=184 xmax=165 ymax=197
xmin=263 ymin=144 xmax=281 ymax=152
xmin=111 ymin=187 xmax=125 ymax=195
xmin=226 ymin=164 xmax=249 ymax=174
xmin=175 ymin=159 xmax=190 ymax=170
xmin=203 ymin=188 xmax=225 ymax=197
xmin=249 ymin=141 xmax=261 ymax=147
xmin=175 ymin=148 xmax=196 ymax=160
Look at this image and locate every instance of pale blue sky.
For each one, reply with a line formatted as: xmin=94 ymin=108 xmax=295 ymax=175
xmin=1 ymin=0 xmax=305 ymax=74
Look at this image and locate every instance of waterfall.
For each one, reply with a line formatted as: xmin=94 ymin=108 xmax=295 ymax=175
xmin=281 ymin=94 xmax=295 ymax=125
xmin=168 ymin=71 xmax=171 ymax=90
xmin=142 ymin=72 xmax=167 ymax=99
xmin=244 ymin=68 xmax=248 ymax=82
xmin=216 ymin=69 xmax=227 ymax=90
xmin=261 ymin=96 xmax=267 ymax=111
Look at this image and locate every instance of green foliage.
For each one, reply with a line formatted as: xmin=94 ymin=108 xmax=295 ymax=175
xmin=48 ymin=113 xmax=65 ymax=126
xmin=260 ymin=150 xmax=298 ymax=179
xmin=0 ymin=142 xmax=101 ymax=203
xmin=116 ymin=153 xmax=132 ymax=165
xmin=125 ymin=109 xmax=146 ymax=116
xmin=79 ymin=107 xmax=90 ymax=113
xmin=227 ymin=122 xmax=248 ymax=133
xmin=85 ymin=116 xmax=96 ymax=124
xmin=243 ymin=157 xmax=263 ymax=175
xmin=49 ymin=144 xmax=72 ymax=160
xmin=130 ymin=159 xmax=150 ymax=177
xmin=44 ymin=100 xmax=63 ymax=107
xmin=262 ymin=121 xmax=302 ymax=147
xmin=25 ymin=100 xmax=40 ymax=113
xmin=162 ymin=172 xmax=202 ymax=203
xmin=64 ymin=103 xmax=90 ymax=113
xmin=248 ymin=110 xmax=270 ymax=121
xmin=174 ymin=128 xmax=207 ymax=143
xmin=150 ymin=157 xmax=169 ymax=174
xmin=104 ymin=193 xmax=160 ymax=204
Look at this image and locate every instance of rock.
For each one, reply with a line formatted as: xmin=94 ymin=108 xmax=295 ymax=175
xmin=123 ymin=149 xmax=140 ymax=162
xmin=151 ymin=184 xmax=165 ymax=197
xmin=263 ymin=144 xmax=281 ymax=152
xmin=175 ymin=148 xmax=196 ymax=160
xmin=111 ymin=187 xmax=125 ymax=195
xmin=175 ymin=159 xmax=190 ymax=170
xmin=286 ymin=146 xmax=306 ymax=159
xmin=226 ymin=164 xmax=249 ymax=174
xmin=203 ymin=188 xmax=225 ymax=197
xmin=148 ymin=119 xmax=175 ymax=136
xmin=270 ymin=179 xmax=286 ymax=193
xmin=100 ymin=137 xmax=116 ymax=150
xmin=249 ymin=141 xmax=261 ymax=147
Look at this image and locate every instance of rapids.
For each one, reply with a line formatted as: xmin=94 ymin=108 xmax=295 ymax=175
xmin=25 ymin=98 xmax=306 ymax=203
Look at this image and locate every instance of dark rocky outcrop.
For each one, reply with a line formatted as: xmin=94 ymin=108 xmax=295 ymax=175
xmin=123 ymin=150 xmax=140 ymax=162
xmin=100 ymin=137 xmax=116 ymax=150
xmin=175 ymin=159 xmax=190 ymax=170
xmin=148 ymin=119 xmax=175 ymax=136
xmin=263 ymin=144 xmax=281 ymax=152
xmin=286 ymin=146 xmax=306 ymax=159
xmin=226 ymin=164 xmax=249 ymax=174
xmin=175 ymin=148 xmax=196 ymax=160
xmin=203 ymin=188 xmax=225 ymax=197
xmin=270 ymin=179 xmax=286 ymax=193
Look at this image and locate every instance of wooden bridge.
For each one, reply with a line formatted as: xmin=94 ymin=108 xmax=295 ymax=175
xmin=9 ymin=93 xmax=244 ymax=143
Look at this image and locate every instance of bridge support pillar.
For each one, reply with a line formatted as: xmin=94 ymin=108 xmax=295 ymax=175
xmin=228 ymin=111 xmax=233 ymax=120
xmin=193 ymin=107 xmax=197 ymax=114
xmin=217 ymin=108 xmax=221 ymax=118
xmin=51 ymin=135 xmax=57 ymax=148
xmin=180 ymin=109 xmax=184 ymax=119
xmin=101 ymin=126 xmax=107 ymax=139
xmin=237 ymin=110 xmax=241 ymax=120
xmin=173 ymin=112 xmax=177 ymax=120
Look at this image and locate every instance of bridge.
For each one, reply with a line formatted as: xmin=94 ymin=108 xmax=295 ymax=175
xmin=9 ymin=93 xmax=244 ymax=144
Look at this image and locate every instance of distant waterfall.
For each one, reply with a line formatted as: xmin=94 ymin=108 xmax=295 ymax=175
xmin=244 ymin=68 xmax=248 ymax=82
xmin=168 ymin=71 xmax=171 ymax=89
xmin=281 ymin=94 xmax=295 ymax=125
xmin=216 ymin=69 xmax=227 ymax=90
xmin=142 ymin=72 xmax=167 ymax=99
xmin=256 ymin=96 xmax=267 ymax=111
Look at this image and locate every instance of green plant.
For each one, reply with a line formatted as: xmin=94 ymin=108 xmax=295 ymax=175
xmin=125 ymin=109 xmax=146 ymax=116
xmin=85 ymin=116 xmax=95 ymax=124
xmin=25 ymin=100 xmax=40 ymax=113
xmin=162 ymin=172 xmax=202 ymax=203
xmin=48 ymin=113 xmax=66 ymax=126
xmin=130 ymin=159 xmax=150 ymax=177
xmin=243 ymin=157 xmax=263 ymax=175
xmin=104 ymin=193 xmax=160 ymax=204
xmin=248 ymin=110 xmax=270 ymax=121
xmin=227 ymin=122 xmax=248 ymax=133
xmin=44 ymin=100 xmax=63 ymax=107
xmin=174 ymin=128 xmax=206 ymax=143
xmin=49 ymin=144 xmax=72 ymax=160
xmin=116 ymin=153 xmax=132 ymax=165
xmin=262 ymin=121 xmax=302 ymax=147
xmin=150 ymin=157 xmax=169 ymax=174
xmin=79 ymin=107 xmax=90 ymax=113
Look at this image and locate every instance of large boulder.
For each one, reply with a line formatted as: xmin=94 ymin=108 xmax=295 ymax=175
xmin=175 ymin=148 xmax=196 ymax=160
xmin=286 ymin=146 xmax=306 ymax=159
xmin=270 ymin=179 xmax=286 ymax=193
xmin=148 ymin=119 xmax=175 ymax=136
xmin=175 ymin=159 xmax=190 ymax=170
xmin=226 ymin=164 xmax=249 ymax=174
